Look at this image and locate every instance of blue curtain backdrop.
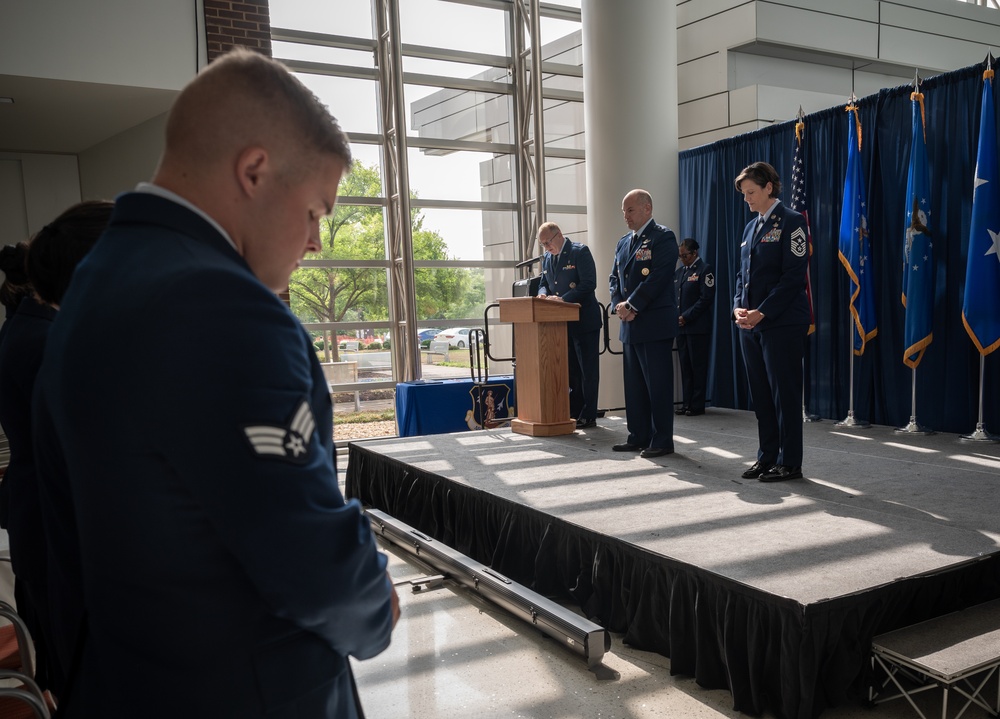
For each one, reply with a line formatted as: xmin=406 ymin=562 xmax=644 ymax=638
xmin=679 ymin=60 xmax=1000 ymax=434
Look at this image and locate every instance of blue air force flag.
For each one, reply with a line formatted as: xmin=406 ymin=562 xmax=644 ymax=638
xmin=838 ymin=105 xmax=878 ymax=356
xmin=962 ymin=67 xmax=1000 ymax=356
xmin=901 ymin=91 xmax=934 ymax=368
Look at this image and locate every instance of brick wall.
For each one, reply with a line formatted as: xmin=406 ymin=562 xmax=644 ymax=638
xmin=204 ymin=0 xmax=272 ymax=60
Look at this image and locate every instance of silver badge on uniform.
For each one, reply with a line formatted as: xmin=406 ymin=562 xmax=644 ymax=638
xmin=790 ymin=227 xmax=807 ymax=257
xmin=705 ymin=273 xmax=715 ymax=288
xmin=243 ymin=399 xmax=315 ymax=463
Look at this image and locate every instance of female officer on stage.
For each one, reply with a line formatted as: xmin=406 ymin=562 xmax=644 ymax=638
xmin=732 ymin=162 xmax=810 ymax=482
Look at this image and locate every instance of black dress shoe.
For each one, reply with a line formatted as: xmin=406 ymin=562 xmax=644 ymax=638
xmin=674 ymin=407 xmax=688 ymax=415
xmin=612 ymin=442 xmax=642 ymax=452
xmin=576 ymin=418 xmax=597 ymax=429
xmin=640 ymin=447 xmax=673 ymax=458
xmin=759 ymin=464 xmax=802 ymax=482
xmin=685 ymin=409 xmax=705 ymax=416
xmin=740 ymin=460 xmax=773 ymax=479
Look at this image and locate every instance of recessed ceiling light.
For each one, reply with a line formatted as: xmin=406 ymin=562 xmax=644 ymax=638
xmin=0 ymin=98 xmax=13 ymax=104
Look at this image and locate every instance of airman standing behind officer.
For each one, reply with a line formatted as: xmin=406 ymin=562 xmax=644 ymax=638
xmin=537 ymin=222 xmax=602 ymax=429
xmin=674 ymin=238 xmax=715 ymax=416
xmin=609 ymin=189 xmax=679 ymax=458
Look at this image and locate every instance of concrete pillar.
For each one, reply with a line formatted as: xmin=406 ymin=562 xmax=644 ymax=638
xmin=581 ymin=0 xmax=679 ymax=412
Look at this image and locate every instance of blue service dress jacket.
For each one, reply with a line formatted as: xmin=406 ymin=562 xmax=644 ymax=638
xmin=676 ymin=257 xmax=715 ymax=335
xmin=732 ymin=203 xmax=810 ymax=328
xmin=609 ymin=219 xmax=679 ymax=343
xmin=537 ymin=239 xmax=602 ymax=334
xmin=33 ymin=192 xmax=394 ymax=718
xmin=0 ymin=296 xmax=57 ymax=688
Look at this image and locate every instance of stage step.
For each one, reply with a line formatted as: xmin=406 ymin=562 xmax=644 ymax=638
xmin=870 ymin=598 xmax=1000 ymax=719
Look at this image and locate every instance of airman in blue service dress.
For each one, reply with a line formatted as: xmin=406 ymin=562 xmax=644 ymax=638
xmin=609 ymin=190 xmax=679 ymax=457
xmin=733 ymin=162 xmax=810 ymax=482
xmin=0 ymin=295 xmax=57 ymax=690
xmin=537 ymin=225 xmax=602 ymax=427
xmin=675 ymin=240 xmax=715 ymax=415
xmin=33 ymin=190 xmax=396 ymax=718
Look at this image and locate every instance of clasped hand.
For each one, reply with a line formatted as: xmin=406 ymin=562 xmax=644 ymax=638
xmin=734 ymin=308 xmax=763 ymax=329
xmin=615 ymin=301 xmax=636 ymax=322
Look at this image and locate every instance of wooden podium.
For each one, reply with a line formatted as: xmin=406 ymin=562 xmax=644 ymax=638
xmin=498 ymin=296 xmax=579 ymax=436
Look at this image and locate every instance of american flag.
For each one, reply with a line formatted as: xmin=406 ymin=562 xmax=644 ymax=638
xmin=790 ymin=121 xmax=816 ymax=335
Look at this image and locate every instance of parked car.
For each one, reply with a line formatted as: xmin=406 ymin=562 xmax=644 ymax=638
xmin=433 ymin=327 xmax=472 ymax=349
xmin=418 ymin=328 xmax=442 ymax=343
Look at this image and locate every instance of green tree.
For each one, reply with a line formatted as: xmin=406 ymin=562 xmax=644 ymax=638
xmin=289 ymin=161 xmax=476 ymax=360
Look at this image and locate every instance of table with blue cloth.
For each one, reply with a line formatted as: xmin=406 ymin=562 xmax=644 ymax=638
xmin=395 ymin=376 xmax=515 ymax=437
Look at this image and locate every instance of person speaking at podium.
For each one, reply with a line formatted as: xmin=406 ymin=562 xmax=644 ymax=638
xmin=536 ymin=222 xmax=602 ymax=429
xmin=609 ymin=189 xmax=679 ymax=458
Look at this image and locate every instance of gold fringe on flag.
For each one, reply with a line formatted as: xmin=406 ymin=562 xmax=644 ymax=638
xmin=845 ymin=104 xmax=861 ymax=149
xmin=910 ymin=90 xmax=926 ymax=143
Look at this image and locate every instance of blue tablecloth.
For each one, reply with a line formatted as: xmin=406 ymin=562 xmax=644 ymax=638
xmin=395 ymin=376 xmax=515 ymax=437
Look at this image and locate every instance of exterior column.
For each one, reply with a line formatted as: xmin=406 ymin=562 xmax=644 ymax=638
xmin=581 ymin=0 xmax=679 ymax=411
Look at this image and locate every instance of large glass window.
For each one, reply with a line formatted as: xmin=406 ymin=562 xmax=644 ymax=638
xmin=293 ymin=74 xmax=381 ymax=135
xmin=271 ymin=0 xmax=584 ymax=438
xmin=269 ymin=0 xmax=374 ymax=38
xmin=398 ymin=0 xmax=509 ymax=55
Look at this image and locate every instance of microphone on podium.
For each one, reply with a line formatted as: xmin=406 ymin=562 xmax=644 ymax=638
xmin=512 ymin=255 xmax=544 ymax=297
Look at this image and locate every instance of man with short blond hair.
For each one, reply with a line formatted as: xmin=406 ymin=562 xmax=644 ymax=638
xmin=34 ymin=49 xmax=398 ymax=718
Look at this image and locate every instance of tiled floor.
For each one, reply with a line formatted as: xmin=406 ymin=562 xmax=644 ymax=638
xmin=352 ymin=545 xmax=966 ymax=719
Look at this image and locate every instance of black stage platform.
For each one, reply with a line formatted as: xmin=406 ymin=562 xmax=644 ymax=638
xmin=345 ymin=409 xmax=1000 ymax=719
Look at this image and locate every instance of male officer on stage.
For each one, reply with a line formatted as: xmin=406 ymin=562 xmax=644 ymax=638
xmin=609 ymin=189 xmax=678 ymax=458
xmin=33 ymin=49 xmax=399 ymax=717
xmin=674 ymin=238 xmax=715 ymax=416
xmin=537 ymin=222 xmax=602 ymax=429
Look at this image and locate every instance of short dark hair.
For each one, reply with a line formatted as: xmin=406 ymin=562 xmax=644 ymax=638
xmin=680 ymin=238 xmax=699 ymax=253
xmin=28 ymin=200 xmax=114 ymax=306
xmin=734 ymin=161 xmax=782 ymax=197
xmin=0 ymin=242 xmax=31 ymax=314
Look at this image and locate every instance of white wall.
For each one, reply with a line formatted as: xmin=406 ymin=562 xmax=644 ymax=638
xmin=79 ymin=113 xmax=168 ymax=200
xmin=677 ymin=0 xmax=1000 ymax=149
xmin=0 ymin=153 xmax=81 ymax=239
xmin=1 ymin=0 xmax=197 ymax=90
xmin=0 ymin=161 xmax=29 ymax=248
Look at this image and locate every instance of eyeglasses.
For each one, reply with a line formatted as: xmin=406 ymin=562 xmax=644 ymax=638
xmin=679 ymin=252 xmax=692 ymax=259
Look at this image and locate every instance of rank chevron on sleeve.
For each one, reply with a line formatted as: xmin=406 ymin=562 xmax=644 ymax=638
xmin=790 ymin=227 xmax=807 ymax=257
xmin=243 ymin=400 xmax=316 ymax=461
